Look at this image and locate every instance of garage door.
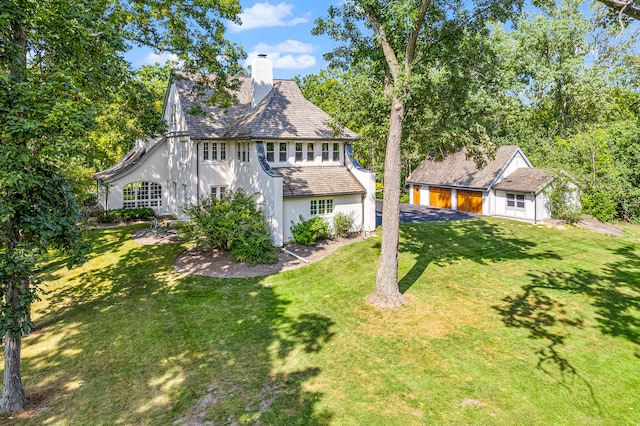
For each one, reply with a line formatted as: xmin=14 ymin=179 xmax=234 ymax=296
xmin=457 ymin=189 xmax=483 ymax=214
xmin=429 ymin=186 xmax=452 ymax=209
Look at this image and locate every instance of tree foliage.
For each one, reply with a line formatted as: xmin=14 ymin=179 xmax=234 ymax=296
xmin=180 ymin=190 xmax=277 ymax=265
xmin=0 ymin=0 xmax=243 ymax=413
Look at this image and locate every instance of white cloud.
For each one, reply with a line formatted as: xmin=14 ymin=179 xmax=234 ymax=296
xmin=245 ymin=40 xmax=317 ymax=70
xmin=141 ymin=51 xmax=180 ymax=66
xmin=229 ymin=2 xmax=310 ymax=33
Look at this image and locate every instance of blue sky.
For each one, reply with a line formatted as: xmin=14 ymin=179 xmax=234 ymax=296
xmin=126 ymin=1 xmax=343 ymax=80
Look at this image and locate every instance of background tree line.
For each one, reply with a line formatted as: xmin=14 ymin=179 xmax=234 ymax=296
xmin=299 ymin=0 xmax=640 ymax=223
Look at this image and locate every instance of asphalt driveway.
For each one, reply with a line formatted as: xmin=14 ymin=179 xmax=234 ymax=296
xmin=375 ymin=200 xmax=479 ymax=226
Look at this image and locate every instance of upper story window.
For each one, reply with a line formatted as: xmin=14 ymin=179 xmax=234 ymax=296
xmin=307 ymin=143 xmax=314 ymax=162
xmin=220 ymin=142 xmax=226 ymax=160
xmin=203 ymin=142 xmax=226 ymax=161
xmin=295 ymin=143 xmax=303 ymax=162
xmin=180 ymin=137 xmax=188 ymax=161
xmin=279 ymin=143 xmax=287 ymax=162
xmin=266 ymin=142 xmax=275 ymax=162
xmin=333 ymin=143 xmax=340 ymax=161
xmin=170 ymin=104 xmax=177 ymax=126
xmin=322 ymin=143 xmax=329 ymax=161
xmin=237 ymin=142 xmax=250 ymax=162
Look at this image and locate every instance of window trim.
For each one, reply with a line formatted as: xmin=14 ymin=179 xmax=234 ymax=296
xmin=310 ymin=198 xmax=334 ymax=216
xmin=123 ymin=181 xmax=162 ymax=209
xmin=506 ymin=193 xmax=526 ymax=209
xmin=210 ymin=185 xmax=227 ymax=200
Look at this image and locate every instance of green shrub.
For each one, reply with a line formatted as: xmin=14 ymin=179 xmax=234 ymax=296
xmin=97 ymin=207 xmax=155 ymax=223
xmin=179 ymin=189 xmax=277 ymax=265
xmin=332 ymin=212 xmax=355 ymax=238
xmin=290 ymin=216 xmax=331 ymax=245
xmin=545 ymin=175 xmax=582 ymax=224
xmin=400 ymin=192 xmax=409 ymax=204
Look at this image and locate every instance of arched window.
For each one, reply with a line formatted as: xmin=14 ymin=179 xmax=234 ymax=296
xmin=123 ymin=182 xmax=162 ymax=209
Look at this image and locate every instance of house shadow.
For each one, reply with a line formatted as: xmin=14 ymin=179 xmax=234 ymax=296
xmin=397 ymin=219 xmax=560 ymax=293
xmin=492 ymin=242 xmax=640 ymax=403
xmin=18 ymin=226 xmax=335 ymax=424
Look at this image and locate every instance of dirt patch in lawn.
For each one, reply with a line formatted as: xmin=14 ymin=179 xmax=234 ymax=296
xmin=173 ymin=235 xmax=365 ymax=278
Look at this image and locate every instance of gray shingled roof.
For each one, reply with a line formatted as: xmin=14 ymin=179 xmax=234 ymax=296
xmin=93 ymin=137 xmax=164 ymax=181
xmin=274 ymin=166 xmax=365 ymax=198
xmin=493 ymin=168 xmax=556 ymax=193
xmin=406 ymin=145 xmax=522 ymax=190
xmin=176 ymin=76 xmax=359 ymax=141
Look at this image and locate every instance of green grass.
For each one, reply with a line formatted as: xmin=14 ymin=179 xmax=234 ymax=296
xmin=2 ymin=219 xmax=639 ymax=425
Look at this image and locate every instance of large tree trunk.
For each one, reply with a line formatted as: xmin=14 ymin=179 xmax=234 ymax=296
xmin=0 ymin=332 xmax=29 ymax=413
xmin=0 ymin=18 xmax=31 ymax=415
xmin=366 ymin=95 xmax=407 ymax=309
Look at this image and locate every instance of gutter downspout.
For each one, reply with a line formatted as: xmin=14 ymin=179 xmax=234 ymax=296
xmin=196 ymin=141 xmax=201 ymax=205
xmin=361 ymin=193 xmax=366 ymax=237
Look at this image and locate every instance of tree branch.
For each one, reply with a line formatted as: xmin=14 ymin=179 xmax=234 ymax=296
xmin=598 ymin=0 xmax=640 ymax=20
xmin=405 ymin=0 xmax=432 ymax=70
xmin=363 ymin=5 xmax=401 ymax=81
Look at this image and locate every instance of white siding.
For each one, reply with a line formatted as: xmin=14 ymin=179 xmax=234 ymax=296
xmin=345 ymin=148 xmax=376 ymax=232
xmin=103 ymin=139 xmax=169 ymax=212
xmin=494 ymin=190 xmax=537 ymax=221
xmin=229 ymin=142 xmax=284 ymax=246
xmin=283 ymin=194 xmax=363 ymax=243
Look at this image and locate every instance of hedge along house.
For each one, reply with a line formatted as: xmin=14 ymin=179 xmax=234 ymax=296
xmin=406 ymin=145 xmax=578 ymax=222
xmin=93 ymin=55 xmax=376 ymax=246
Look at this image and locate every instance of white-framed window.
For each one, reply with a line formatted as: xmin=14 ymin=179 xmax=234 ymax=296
xmin=210 ymin=186 xmax=227 ymax=199
xmin=310 ymin=198 xmax=333 ymax=216
xmin=170 ymin=104 xmax=177 ymax=126
xmin=204 ymin=142 xmax=224 ymax=161
xmin=333 ymin=143 xmax=340 ymax=161
xmin=203 ymin=142 xmax=209 ymax=160
xmin=122 ymin=181 xmax=162 ymax=209
xmin=307 ymin=143 xmax=314 ymax=162
xmin=295 ymin=143 xmax=303 ymax=162
xmin=266 ymin=142 xmax=275 ymax=162
xmin=180 ymin=137 xmax=188 ymax=161
xmin=507 ymin=193 xmax=525 ymax=209
xmin=237 ymin=142 xmax=250 ymax=162
xmin=279 ymin=142 xmax=287 ymax=162
xmin=322 ymin=143 xmax=329 ymax=161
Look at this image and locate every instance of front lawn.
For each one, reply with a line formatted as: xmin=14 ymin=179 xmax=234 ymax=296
xmin=2 ymin=219 xmax=639 ymax=425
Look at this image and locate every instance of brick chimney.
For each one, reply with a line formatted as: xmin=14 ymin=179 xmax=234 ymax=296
xmin=251 ymin=54 xmax=273 ymax=107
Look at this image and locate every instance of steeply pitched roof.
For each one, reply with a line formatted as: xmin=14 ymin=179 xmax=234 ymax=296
xmin=406 ymin=145 xmax=523 ymax=190
xmin=176 ymin=76 xmax=359 ymax=141
xmin=274 ymin=166 xmax=366 ymax=198
xmin=93 ymin=137 xmax=164 ymax=181
xmin=493 ymin=168 xmax=556 ymax=194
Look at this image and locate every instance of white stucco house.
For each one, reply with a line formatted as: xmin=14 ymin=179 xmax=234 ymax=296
xmin=406 ymin=145 xmax=579 ymax=222
xmin=93 ymin=55 xmax=376 ymax=246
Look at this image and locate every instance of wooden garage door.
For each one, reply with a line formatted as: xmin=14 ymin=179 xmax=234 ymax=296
xmin=457 ymin=189 xmax=483 ymax=214
xmin=429 ymin=186 xmax=452 ymax=209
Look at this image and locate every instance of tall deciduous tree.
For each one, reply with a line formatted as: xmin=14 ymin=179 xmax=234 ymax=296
xmin=314 ymin=0 xmax=528 ymax=308
xmin=0 ymin=0 xmax=243 ymax=413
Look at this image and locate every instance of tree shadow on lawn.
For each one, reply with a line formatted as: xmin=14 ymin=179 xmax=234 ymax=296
xmin=397 ymin=219 xmax=561 ymax=293
xmin=493 ymin=242 xmax=640 ymax=405
xmin=16 ymin=226 xmax=335 ymax=425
